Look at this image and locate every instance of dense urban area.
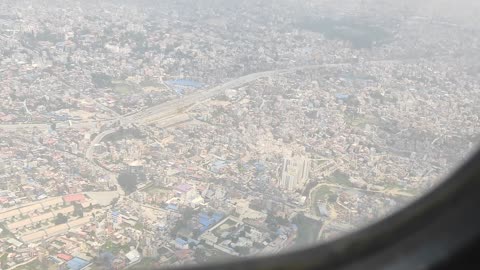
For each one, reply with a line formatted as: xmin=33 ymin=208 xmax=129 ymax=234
xmin=0 ymin=0 xmax=479 ymax=269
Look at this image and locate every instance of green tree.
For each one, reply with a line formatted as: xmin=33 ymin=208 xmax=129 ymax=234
xmin=182 ymin=207 xmax=196 ymax=220
xmin=54 ymin=213 xmax=68 ymax=225
xmin=110 ymin=197 xmax=119 ymax=207
xmin=91 ymin=73 xmax=112 ymax=88
xmin=73 ymin=203 xmax=84 ymax=217
xmin=117 ymin=172 xmax=138 ymax=194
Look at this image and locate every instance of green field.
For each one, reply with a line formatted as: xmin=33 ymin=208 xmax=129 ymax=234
xmin=212 ymin=219 xmax=238 ymax=238
xmin=313 ymin=186 xmax=334 ymax=202
xmin=384 ymin=182 xmax=417 ymax=195
xmin=329 ymin=170 xmax=354 ymax=187
xmin=144 ymin=186 xmax=171 ymax=196
xmin=101 ymin=240 xmax=131 ymax=254
xmin=113 ymin=83 xmax=135 ymax=95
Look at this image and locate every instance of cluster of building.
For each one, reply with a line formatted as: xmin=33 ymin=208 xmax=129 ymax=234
xmin=0 ymin=130 xmax=117 ymax=203
xmin=0 ymin=0 xmax=479 ymax=269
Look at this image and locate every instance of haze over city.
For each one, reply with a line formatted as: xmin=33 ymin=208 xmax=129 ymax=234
xmin=0 ymin=0 xmax=479 ymax=269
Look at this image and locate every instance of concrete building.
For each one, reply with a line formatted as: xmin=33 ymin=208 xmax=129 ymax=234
xmin=280 ymin=155 xmax=311 ymax=191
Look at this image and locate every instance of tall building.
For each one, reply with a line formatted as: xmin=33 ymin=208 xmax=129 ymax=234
xmin=128 ymin=160 xmax=144 ymax=173
xmin=37 ymin=247 xmax=49 ymax=264
xmin=280 ymin=155 xmax=311 ymax=191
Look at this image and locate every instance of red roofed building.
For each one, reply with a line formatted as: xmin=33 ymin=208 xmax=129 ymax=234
xmin=63 ymin=193 xmax=86 ymax=204
xmin=57 ymin=253 xmax=73 ymax=261
xmin=175 ymin=249 xmax=193 ymax=261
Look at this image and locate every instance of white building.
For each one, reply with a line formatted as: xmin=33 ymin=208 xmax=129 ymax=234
xmin=280 ymin=154 xmax=311 ymax=191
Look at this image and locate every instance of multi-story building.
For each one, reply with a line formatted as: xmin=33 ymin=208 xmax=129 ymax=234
xmin=280 ymin=154 xmax=311 ymax=192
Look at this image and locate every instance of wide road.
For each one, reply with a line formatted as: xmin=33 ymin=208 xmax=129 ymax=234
xmin=1 ymin=55 xmax=424 ymax=132
xmin=4 ymin=60 xmax=403 ymax=160
xmin=0 ymin=119 xmax=110 ymax=132
xmin=126 ymin=62 xmax=363 ymax=124
xmin=2 ymin=58 xmax=410 ymax=133
xmin=0 ymin=62 xmax=355 ymax=133
xmin=83 ymin=62 xmax=356 ymax=159
xmin=85 ymin=128 xmax=117 ymax=160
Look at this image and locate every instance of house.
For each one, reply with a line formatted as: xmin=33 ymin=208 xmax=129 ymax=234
xmin=57 ymin=253 xmax=73 ymax=261
xmin=175 ymin=238 xmax=189 ymax=250
xmin=125 ymin=249 xmax=141 ymax=264
xmin=63 ymin=194 xmax=86 ymax=205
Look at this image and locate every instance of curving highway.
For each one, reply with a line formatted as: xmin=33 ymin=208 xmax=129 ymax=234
xmin=0 ymin=62 xmax=358 ymax=161
xmin=6 ymin=61 xmax=406 ymax=161
xmin=0 ymin=63 xmax=355 ymax=132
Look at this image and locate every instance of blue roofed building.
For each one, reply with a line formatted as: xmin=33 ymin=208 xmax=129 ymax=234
xmin=335 ymin=93 xmax=350 ymax=100
xmin=66 ymin=257 xmax=90 ymax=270
xmin=175 ymin=237 xmax=189 ymax=249
xmin=166 ymin=204 xmax=178 ymax=211
xmin=165 ymin=79 xmax=204 ymax=88
xmin=197 ymin=212 xmax=224 ymax=232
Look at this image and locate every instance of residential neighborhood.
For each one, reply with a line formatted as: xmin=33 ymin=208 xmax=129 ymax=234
xmin=0 ymin=0 xmax=479 ymax=269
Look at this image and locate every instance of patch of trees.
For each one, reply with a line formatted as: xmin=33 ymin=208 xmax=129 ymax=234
xmin=332 ymin=170 xmax=350 ymax=185
xmin=54 ymin=213 xmax=68 ymax=225
xmin=22 ymin=30 xmax=62 ymax=44
xmin=117 ymin=172 xmax=138 ymax=194
xmin=265 ymin=212 xmax=289 ymax=232
xmin=299 ymin=17 xmax=391 ymax=49
xmin=73 ymin=203 xmax=84 ymax=217
xmin=234 ymin=246 xmax=250 ymax=256
xmin=91 ymin=73 xmax=112 ymax=88
xmin=170 ymin=219 xmax=186 ymax=238
xmin=103 ymin=127 xmax=145 ymax=142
